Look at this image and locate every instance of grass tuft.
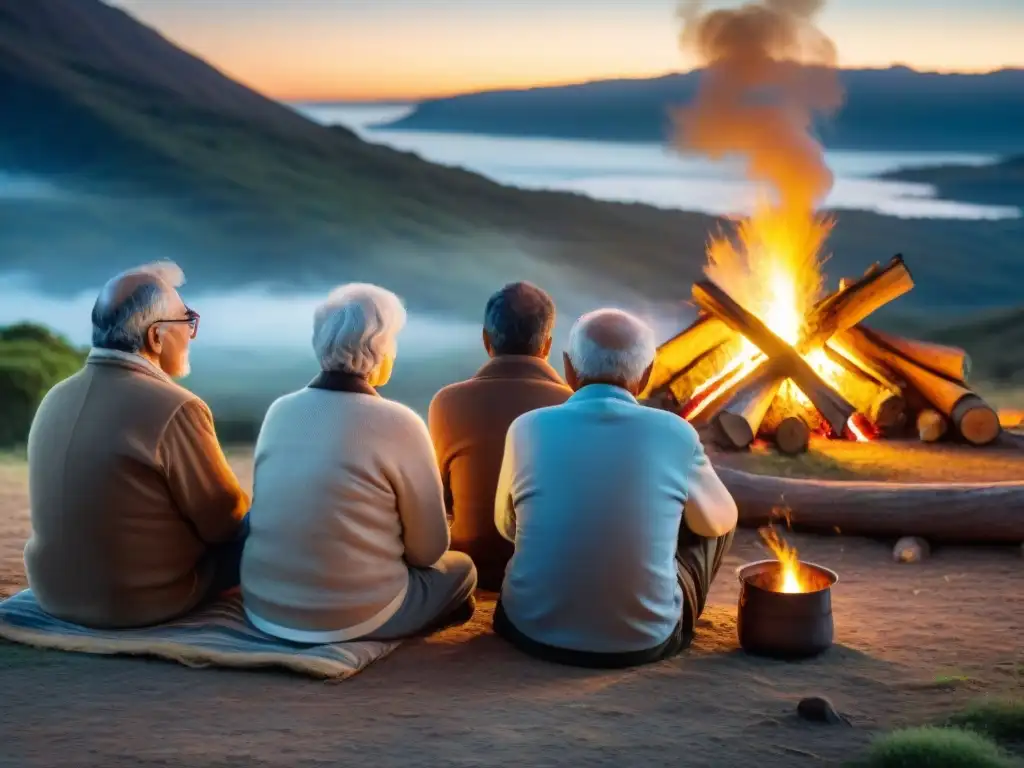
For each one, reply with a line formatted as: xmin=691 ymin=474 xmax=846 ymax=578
xmin=861 ymin=726 xmax=1015 ymax=768
xmin=948 ymin=699 xmax=1024 ymax=749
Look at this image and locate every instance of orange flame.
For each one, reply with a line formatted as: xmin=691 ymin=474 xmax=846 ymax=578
xmin=759 ymin=522 xmax=811 ymax=593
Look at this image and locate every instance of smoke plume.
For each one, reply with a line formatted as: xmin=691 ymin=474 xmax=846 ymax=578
xmin=674 ymin=0 xmax=842 ymax=212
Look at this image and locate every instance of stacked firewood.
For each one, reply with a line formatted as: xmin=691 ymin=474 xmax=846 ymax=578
xmin=643 ymin=256 xmax=1001 ymax=453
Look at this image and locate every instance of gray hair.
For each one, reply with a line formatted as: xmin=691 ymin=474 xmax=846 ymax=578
xmin=91 ymin=261 xmax=186 ymax=352
xmin=483 ymin=282 xmax=556 ymax=356
xmin=567 ymin=309 xmax=657 ymax=386
xmin=312 ymin=283 xmax=407 ymax=376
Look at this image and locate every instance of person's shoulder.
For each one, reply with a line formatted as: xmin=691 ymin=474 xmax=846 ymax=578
xmin=428 ymin=377 xmax=475 ymax=412
xmin=367 ymin=396 xmax=430 ymax=435
xmin=508 ymin=399 xmax=567 ymax=435
xmin=635 ymin=404 xmax=701 ymax=443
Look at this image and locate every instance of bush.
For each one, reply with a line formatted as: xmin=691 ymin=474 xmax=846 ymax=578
xmin=0 ymin=323 xmax=86 ymax=448
xmin=948 ymin=699 xmax=1024 ymax=749
xmin=860 ymin=726 xmax=1016 ymax=768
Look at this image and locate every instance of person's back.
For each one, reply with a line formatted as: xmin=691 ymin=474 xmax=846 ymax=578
xmin=242 ymin=283 xmax=476 ymax=643
xmin=24 ymin=262 xmax=249 ymax=628
xmin=430 ymin=282 xmax=571 ymax=590
xmin=494 ymin=309 xmax=737 ymax=667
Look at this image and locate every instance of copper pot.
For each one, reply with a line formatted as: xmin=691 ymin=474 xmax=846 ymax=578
xmin=736 ymin=559 xmax=838 ymax=659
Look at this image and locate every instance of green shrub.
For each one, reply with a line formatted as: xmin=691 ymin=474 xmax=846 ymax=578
xmin=0 ymin=324 xmax=86 ymax=447
xmin=861 ymin=727 xmax=1015 ymax=768
xmin=948 ymin=699 xmax=1024 ymax=749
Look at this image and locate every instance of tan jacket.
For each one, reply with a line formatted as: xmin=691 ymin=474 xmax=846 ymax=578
xmin=24 ymin=350 xmax=249 ymax=628
xmin=428 ymin=356 xmax=571 ymax=590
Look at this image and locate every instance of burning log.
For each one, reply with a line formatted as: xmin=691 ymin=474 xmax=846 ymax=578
xmin=917 ymin=409 xmax=948 ymax=443
xmin=713 ymin=363 xmax=785 ymax=450
xmin=692 ymin=279 xmax=856 ymax=436
xmin=839 ymin=328 xmax=1000 ymax=446
xmin=775 ymin=416 xmax=811 ymax=455
xmin=822 ymin=347 xmax=906 ymax=432
xmin=858 ymin=328 xmax=970 ymax=384
xmin=802 ymin=256 xmax=914 ymax=351
xmin=643 ymin=314 xmax=733 ymax=397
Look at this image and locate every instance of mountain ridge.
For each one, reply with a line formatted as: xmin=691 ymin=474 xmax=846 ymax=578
xmin=381 ymin=67 xmax=1024 ymax=153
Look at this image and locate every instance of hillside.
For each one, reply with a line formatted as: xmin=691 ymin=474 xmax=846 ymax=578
xmin=383 ymin=68 xmax=1024 ymax=153
xmin=0 ymin=1 xmax=1022 ymax=317
xmin=881 ymin=155 xmax=1024 ymax=208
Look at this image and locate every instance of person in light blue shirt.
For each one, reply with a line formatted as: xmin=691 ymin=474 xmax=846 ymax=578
xmin=492 ymin=308 xmax=738 ymax=668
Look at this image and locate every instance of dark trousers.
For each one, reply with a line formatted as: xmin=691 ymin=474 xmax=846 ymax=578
xmin=494 ymin=525 xmax=736 ymax=669
xmin=200 ymin=516 xmax=250 ymax=603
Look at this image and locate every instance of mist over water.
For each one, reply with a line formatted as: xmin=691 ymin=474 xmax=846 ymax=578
xmin=294 ymin=103 xmax=1020 ymax=221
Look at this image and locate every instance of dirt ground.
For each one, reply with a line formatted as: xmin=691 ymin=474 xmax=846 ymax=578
xmin=1 ymin=455 xmax=1022 ymax=768
xmin=711 ymin=433 xmax=1024 ymax=482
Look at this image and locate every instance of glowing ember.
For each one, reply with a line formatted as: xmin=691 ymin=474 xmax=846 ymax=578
xmin=759 ymin=524 xmax=813 ymax=594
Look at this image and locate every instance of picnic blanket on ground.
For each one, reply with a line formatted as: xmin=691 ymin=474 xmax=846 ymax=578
xmin=0 ymin=590 xmax=400 ymax=681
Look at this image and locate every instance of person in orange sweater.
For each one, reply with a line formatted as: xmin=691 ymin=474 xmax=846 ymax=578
xmin=429 ymin=282 xmax=572 ymax=591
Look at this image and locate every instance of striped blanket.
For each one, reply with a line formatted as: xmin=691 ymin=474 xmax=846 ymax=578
xmin=0 ymin=590 xmax=399 ymax=681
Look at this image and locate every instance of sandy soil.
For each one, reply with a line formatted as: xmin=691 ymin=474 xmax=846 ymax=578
xmin=1 ymin=456 xmax=1022 ymax=768
xmin=711 ymin=434 xmax=1024 ymax=482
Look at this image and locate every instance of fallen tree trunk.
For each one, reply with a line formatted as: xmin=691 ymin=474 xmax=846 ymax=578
xmin=643 ymin=314 xmax=734 ymax=397
xmin=715 ymin=465 xmax=1024 ymax=543
xmin=692 ymin=279 xmax=856 ymax=436
xmin=838 ymin=327 xmax=1000 ymax=446
xmin=859 ymin=327 xmax=971 ymax=384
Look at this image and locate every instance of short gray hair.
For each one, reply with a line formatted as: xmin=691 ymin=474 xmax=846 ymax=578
xmin=312 ymin=283 xmax=407 ymax=376
xmin=567 ymin=309 xmax=656 ymax=386
xmin=91 ymin=261 xmax=186 ymax=352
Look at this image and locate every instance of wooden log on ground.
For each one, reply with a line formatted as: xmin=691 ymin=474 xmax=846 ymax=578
xmin=692 ymin=279 xmax=856 ymax=436
xmin=860 ymin=327 xmax=970 ymax=384
xmin=775 ymin=416 xmax=811 ymax=455
xmin=917 ymin=409 xmax=948 ymax=442
xmin=839 ymin=327 xmax=1001 ymax=446
xmin=712 ymin=362 xmax=784 ymax=449
xmin=714 ymin=465 xmax=1024 ymax=543
xmin=643 ymin=314 xmax=735 ymax=397
xmin=802 ymin=255 xmax=914 ymax=351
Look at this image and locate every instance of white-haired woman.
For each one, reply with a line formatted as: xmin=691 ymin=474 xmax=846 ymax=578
xmin=241 ymin=284 xmax=477 ymax=643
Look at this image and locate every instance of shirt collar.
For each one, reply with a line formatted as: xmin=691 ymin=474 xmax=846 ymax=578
xmin=474 ymin=355 xmax=565 ymax=386
xmin=568 ymin=383 xmax=638 ymax=404
xmin=87 ymin=347 xmax=173 ymax=383
xmin=307 ymin=370 xmax=380 ymax=397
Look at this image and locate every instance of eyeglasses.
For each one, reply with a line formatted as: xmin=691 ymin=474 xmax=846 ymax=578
xmin=154 ymin=306 xmax=200 ymax=339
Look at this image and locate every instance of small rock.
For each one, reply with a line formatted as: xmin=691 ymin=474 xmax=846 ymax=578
xmin=796 ymin=696 xmax=851 ymax=726
xmin=893 ymin=536 xmax=930 ymax=564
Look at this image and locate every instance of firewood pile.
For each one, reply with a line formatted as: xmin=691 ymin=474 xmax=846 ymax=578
xmin=643 ymin=256 xmax=1001 ymax=454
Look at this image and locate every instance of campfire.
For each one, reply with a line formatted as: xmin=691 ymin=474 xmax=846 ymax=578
xmin=645 ymin=1 xmax=1002 ymax=455
xmin=642 ymin=250 xmax=1002 ymax=454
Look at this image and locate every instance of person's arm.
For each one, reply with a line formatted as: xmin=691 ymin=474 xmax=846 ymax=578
xmin=161 ymin=399 xmax=250 ymax=544
xmin=493 ymin=425 xmax=517 ymax=543
xmin=683 ymin=440 xmax=738 ymax=538
xmin=426 ymin=395 xmax=454 ymax=526
xmin=392 ymin=411 xmax=451 ymax=568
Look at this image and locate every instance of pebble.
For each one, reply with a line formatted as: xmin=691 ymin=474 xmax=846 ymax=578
xmin=796 ymin=696 xmax=851 ymax=726
xmin=893 ymin=536 xmax=930 ymax=564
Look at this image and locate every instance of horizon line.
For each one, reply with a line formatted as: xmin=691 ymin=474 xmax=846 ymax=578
xmin=277 ymin=62 xmax=1024 ymax=104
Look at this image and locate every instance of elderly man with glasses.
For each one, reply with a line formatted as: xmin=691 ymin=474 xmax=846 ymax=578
xmin=24 ymin=261 xmax=250 ymax=629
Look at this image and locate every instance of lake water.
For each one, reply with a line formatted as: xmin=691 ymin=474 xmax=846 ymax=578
xmin=293 ymin=102 xmax=1021 ymax=221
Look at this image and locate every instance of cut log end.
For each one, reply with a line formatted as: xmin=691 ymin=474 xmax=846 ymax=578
xmin=917 ymin=409 xmax=947 ymax=443
xmin=775 ymin=416 xmax=811 ymax=455
xmin=953 ymin=397 xmax=1002 ymax=446
xmin=714 ymin=412 xmax=756 ymax=450
xmin=870 ymin=393 xmax=907 ymax=431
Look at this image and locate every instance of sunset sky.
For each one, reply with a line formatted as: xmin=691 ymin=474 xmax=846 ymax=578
xmin=112 ymin=1 xmax=1024 ymax=101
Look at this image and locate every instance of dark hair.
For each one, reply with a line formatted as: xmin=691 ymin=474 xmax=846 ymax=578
xmin=483 ymin=282 xmax=556 ymax=356
xmin=90 ymin=282 xmax=164 ymax=352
